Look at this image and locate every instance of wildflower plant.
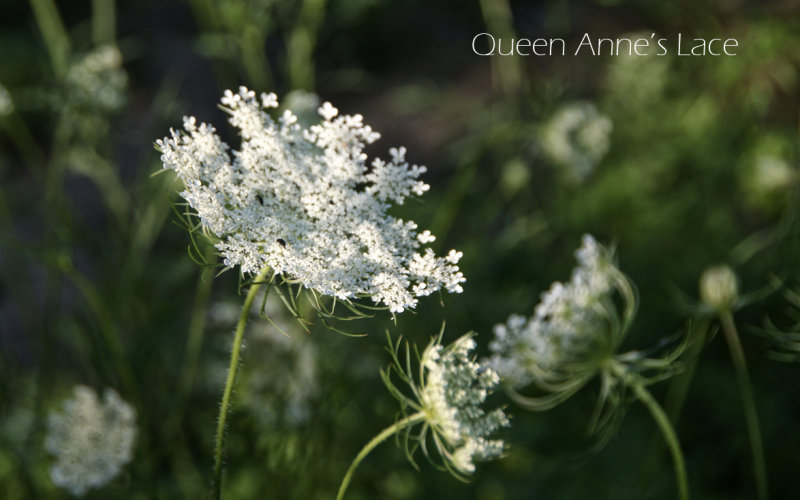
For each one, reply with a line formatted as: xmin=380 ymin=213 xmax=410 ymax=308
xmin=45 ymin=386 xmax=136 ymax=496
xmin=489 ymin=235 xmax=689 ymax=499
xmin=155 ymin=87 xmax=464 ymax=497
xmin=337 ymin=329 xmax=509 ymax=500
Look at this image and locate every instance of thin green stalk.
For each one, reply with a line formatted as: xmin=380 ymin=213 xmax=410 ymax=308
xmin=212 ymin=268 xmax=272 ymax=499
xmin=665 ymin=318 xmax=710 ymax=423
xmin=287 ymin=0 xmax=327 ymax=90
xmin=337 ymin=411 xmax=425 ymax=500
xmin=611 ymin=361 xmax=689 ymax=500
xmin=720 ymin=311 xmax=768 ymax=500
xmin=61 ymin=262 xmax=139 ymax=403
xmin=179 ymin=251 xmax=218 ymax=398
xmin=27 ymin=0 xmax=71 ymax=76
xmin=477 ymin=0 xmax=522 ymax=94
xmin=91 ymin=0 xmax=116 ymax=45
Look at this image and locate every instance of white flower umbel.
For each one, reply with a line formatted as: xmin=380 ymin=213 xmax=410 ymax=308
xmin=540 ymin=103 xmax=612 ymax=182
xmin=337 ymin=331 xmax=508 ymax=500
xmin=489 ymin=234 xmax=627 ymax=396
xmin=66 ymin=45 xmax=127 ymax=113
xmin=157 ymin=87 xmax=464 ymax=314
xmin=416 ymin=334 xmax=509 ymax=474
xmin=489 ymin=235 xmax=689 ymax=500
xmin=45 ymin=386 xmax=136 ymax=496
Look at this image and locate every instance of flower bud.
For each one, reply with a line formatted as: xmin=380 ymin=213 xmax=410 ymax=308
xmin=699 ymin=265 xmax=738 ymax=313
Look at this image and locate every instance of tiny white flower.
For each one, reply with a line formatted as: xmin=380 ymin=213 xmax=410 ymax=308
xmin=417 ymin=230 xmax=436 ymax=244
xmin=45 ymin=386 xmax=136 ymax=496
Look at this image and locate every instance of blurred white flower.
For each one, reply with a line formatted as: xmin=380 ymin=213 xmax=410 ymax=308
xmin=157 ymin=87 xmax=464 ymax=313
xmin=386 ymin=333 xmax=509 ymax=476
xmin=750 ymin=154 xmax=796 ymax=196
xmin=45 ymin=386 xmax=136 ymax=496
xmin=540 ymin=102 xmax=612 ymax=182
xmin=66 ymin=45 xmax=127 ymax=112
xmin=490 ymin=235 xmax=620 ymax=388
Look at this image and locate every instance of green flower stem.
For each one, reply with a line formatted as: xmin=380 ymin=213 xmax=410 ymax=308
xmin=179 ymin=250 xmax=218 ymax=399
xmin=287 ymin=0 xmax=327 ymax=90
xmin=212 ymin=268 xmax=271 ymax=499
xmin=665 ymin=318 xmax=710 ymax=423
xmin=91 ymin=0 xmax=116 ymax=45
xmin=27 ymin=0 xmax=71 ymax=76
xmin=337 ymin=411 xmax=426 ymax=500
xmin=611 ymin=361 xmax=689 ymax=500
xmin=477 ymin=0 xmax=522 ymax=94
xmin=719 ymin=311 xmax=768 ymax=500
xmin=61 ymin=260 xmax=139 ymax=402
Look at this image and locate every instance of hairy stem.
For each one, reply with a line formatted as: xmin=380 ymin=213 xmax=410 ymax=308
xmin=337 ymin=412 xmax=425 ymax=500
xmin=212 ymin=268 xmax=271 ymax=499
xmin=719 ymin=311 xmax=768 ymax=500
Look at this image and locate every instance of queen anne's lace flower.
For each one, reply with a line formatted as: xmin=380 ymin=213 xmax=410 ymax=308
xmin=157 ymin=87 xmax=464 ymax=313
xmin=385 ymin=333 xmax=508 ymax=476
xmin=540 ymin=103 xmax=612 ymax=182
xmin=418 ymin=335 xmax=509 ymax=474
xmin=45 ymin=386 xmax=136 ymax=496
xmin=66 ymin=45 xmax=127 ymax=112
xmin=489 ymin=235 xmax=624 ymax=389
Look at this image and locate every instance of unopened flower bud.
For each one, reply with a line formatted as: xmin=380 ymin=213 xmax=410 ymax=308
xmin=699 ymin=265 xmax=738 ymax=313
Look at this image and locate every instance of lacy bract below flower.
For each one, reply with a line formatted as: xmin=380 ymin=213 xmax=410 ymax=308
xmin=386 ymin=333 xmax=509 ymax=476
xmin=157 ymin=87 xmax=464 ymax=313
xmin=45 ymin=386 xmax=137 ymax=496
xmin=489 ymin=235 xmax=636 ymax=407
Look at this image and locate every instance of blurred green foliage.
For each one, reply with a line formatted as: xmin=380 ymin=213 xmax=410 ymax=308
xmin=1 ymin=0 xmax=800 ymax=498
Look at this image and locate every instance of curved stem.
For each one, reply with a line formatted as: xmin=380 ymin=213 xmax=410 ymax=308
xmin=28 ymin=0 xmax=71 ymax=76
xmin=212 ymin=268 xmax=271 ymax=499
xmin=611 ymin=361 xmax=689 ymax=500
xmin=720 ymin=311 xmax=768 ymax=500
xmin=337 ymin=411 xmax=425 ymax=500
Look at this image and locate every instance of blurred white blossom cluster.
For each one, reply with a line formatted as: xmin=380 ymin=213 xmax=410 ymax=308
xmin=66 ymin=45 xmax=127 ymax=112
xmin=45 ymin=386 xmax=136 ymax=496
xmin=387 ymin=334 xmax=508 ymax=475
xmin=540 ymin=103 xmax=612 ymax=182
xmin=489 ymin=235 xmax=626 ymax=390
xmin=157 ymin=87 xmax=464 ymax=313
xmin=0 ymin=83 xmax=13 ymax=116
